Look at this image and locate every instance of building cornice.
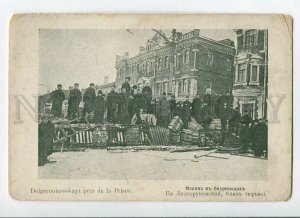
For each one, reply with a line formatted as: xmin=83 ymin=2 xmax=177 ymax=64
xmin=116 ymin=33 xmax=236 ymax=65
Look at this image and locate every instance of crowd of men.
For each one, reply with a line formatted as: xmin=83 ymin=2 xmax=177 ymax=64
xmin=48 ymin=78 xmax=215 ymax=129
xmin=38 ymin=76 xmax=267 ymax=165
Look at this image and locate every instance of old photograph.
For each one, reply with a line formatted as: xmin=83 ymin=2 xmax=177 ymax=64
xmin=37 ymin=28 xmax=268 ymax=180
xmin=9 ymin=14 xmax=292 ymax=201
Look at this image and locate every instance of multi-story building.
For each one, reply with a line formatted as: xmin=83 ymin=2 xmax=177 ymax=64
xmin=232 ymin=29 xmax=268 ymax=119
xmin=115 ymin=29 xmax=236 ymax=101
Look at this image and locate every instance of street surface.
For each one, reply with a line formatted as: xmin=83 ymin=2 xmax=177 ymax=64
xmin=39 ymin=149 xmax=267 ymax=180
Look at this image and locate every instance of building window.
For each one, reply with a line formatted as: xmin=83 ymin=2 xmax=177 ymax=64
xmin=250 ymin=65 xmax=259 ymax=84
xmin=176 ymin=53 xmax=181 ymax=70
xmin=174 ymin=55 xmax=177 ymax=71
xmin=160 ymin=83 xmax=163 ymax=95
xmin=226 ymin=59 xmax=232 ymax=71
xmin=183 ymin=50 xmax=190 ymax=64
xmin=150 ymin=61 xmax=153 ymax=71
xmin=158 ymin=58 xmax=162 ymax=70
xmin=146 ymin=61 xmax=150 ymax=74
xmin=245 ymin=30 xmax=258 ymax=48
xmin=187 ymin=80 xmax=191 ymax=94
xmin=164 ymin=56 xmax=169 ymax=68
xmin=207 ymin=52 xmax=213 ymax=66
xmin=163 ymin=81 xmax=168 ymax=93
xmin=131 ymin=65 xmax=135 ymax=75
xmin=137 ymin=64 xmax=140 ymax=72
xmin=178 ymin=80 xmax=182 ymax=95
xmin=183 ymin=79 xmax=188 ymax=93
xmin=237 ymin=64 xmax=247 ymax=83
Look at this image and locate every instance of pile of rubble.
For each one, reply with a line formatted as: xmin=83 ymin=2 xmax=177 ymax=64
xmin=51 ymin=115 xmax=225 ymax=152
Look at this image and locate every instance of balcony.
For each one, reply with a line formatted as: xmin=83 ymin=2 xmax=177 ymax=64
xmin=232 ymin=85 xmax=263 ymax=99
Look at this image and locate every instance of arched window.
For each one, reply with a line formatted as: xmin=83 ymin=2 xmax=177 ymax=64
xmin=245 ymin=30 xmax=258 ymax=48
xmin=158 ymin=58 xmax=162 ymax=70
xmin=146 ymin=61 xmax=150 ymax=74
xmin=207 ymin=52 xmax=213 ymax=66
xmin=184 ymin=50 xmax=190 ymax=64
xmin=183 ymin=79 xmax=188 ymax=93
xmin=164 ymin=56 xmax=169 ymax=68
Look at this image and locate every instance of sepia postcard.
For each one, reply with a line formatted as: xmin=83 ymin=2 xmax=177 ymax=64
xmin=9 ymin=14 xmax=292 ymax=201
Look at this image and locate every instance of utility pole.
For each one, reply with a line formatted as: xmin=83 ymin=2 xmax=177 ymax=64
xmin=152 ymin=29 xmax=177 ymax=95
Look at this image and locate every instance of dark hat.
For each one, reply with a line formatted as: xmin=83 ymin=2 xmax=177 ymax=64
xmin=126 ymin=77 xmax=130 ymax=80
xmin=132 ymin=85 xmax=137 ymax=89
xmin=90 ymin=83 xmax=95 ymax=86
xmin=74 ymin=83 xmax=79 ymax=86
xmin=57 ymin=84 xmax=62 ymax=87
xmin=98 ymin=90 xmax=103 ymax=94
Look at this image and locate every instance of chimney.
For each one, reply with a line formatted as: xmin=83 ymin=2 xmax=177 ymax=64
xmin=124 ymin=52 xmax=129 ymax=57
xmin=104 ymin=76 xmax=108 ymax=84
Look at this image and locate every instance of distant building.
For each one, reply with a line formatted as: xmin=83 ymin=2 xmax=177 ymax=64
xmin=103 ymin=76 xmax=108 ymax=84
xmin=232 ymin=29 xmax=268 ymax=119
xmin=115 ymin=29 xmax=236 ymax=101
xmin=96 ymin=82 xmax=116 ymax=96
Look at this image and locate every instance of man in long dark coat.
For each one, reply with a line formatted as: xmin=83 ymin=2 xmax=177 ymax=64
xmin=251 ymin=118 xmax=267 ymax=157
xmin=154 ymin=98 xmax=160 ymax=125
xmin=142 ymin=81 xmax=152 ymax=104
xmin=228 ymin=106 xmax=241 ymax=135
xmin=191 ymin=94 xmax=203 ymax=123
xmin=132 ymin=89 xmax=148 ymax=113
xmin=83 ymin=83 xmax=96 ymax=116
xmin=51 ymin=84 xmax=65 ymax=118
xmin=175 ymin=101 xmax=183 ymax=118
xmin=158 ymin=92 xmax=170 ymax=127
xmin=94 ymin=90 xmax=106 ymax=124
xmin=239 ymin=120 xmax=250 ymax=153
xmin=68 ymin=83 xmax=82 ymax=120
xmin=121 ymin=77 xmax=131 ymax=96
xmin=220 ymin=105 xmax=230 ymax=146
xmin=38 ymin=116 xmax=56 ymax=166
xmin=203 ymin=91 xmax=212 ymax=109
xmin=182 ymin=96 xmax=191 ymax=129
xmin=241 ymin=111 xmax=252 ymax=128
xmin=198 ymin=103 xmax=212 ymax=146
xmin=256 ymin=119 xmax=268 ymax=157
xmin=118 ymin=88 xmax=133 ymax=124
xmin=107 ymin=86 xmax=119 ymax=123
xmin=169 ymin=95 xmax=176 ymax=119
xmin=199 ymin=103 xmax=212 ymax=129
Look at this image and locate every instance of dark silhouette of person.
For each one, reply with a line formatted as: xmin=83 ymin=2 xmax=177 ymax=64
xmin=51 ymin=84 xmax=65 ymax=118
xmin=68 ymin=83 xmax=82 ymax=119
